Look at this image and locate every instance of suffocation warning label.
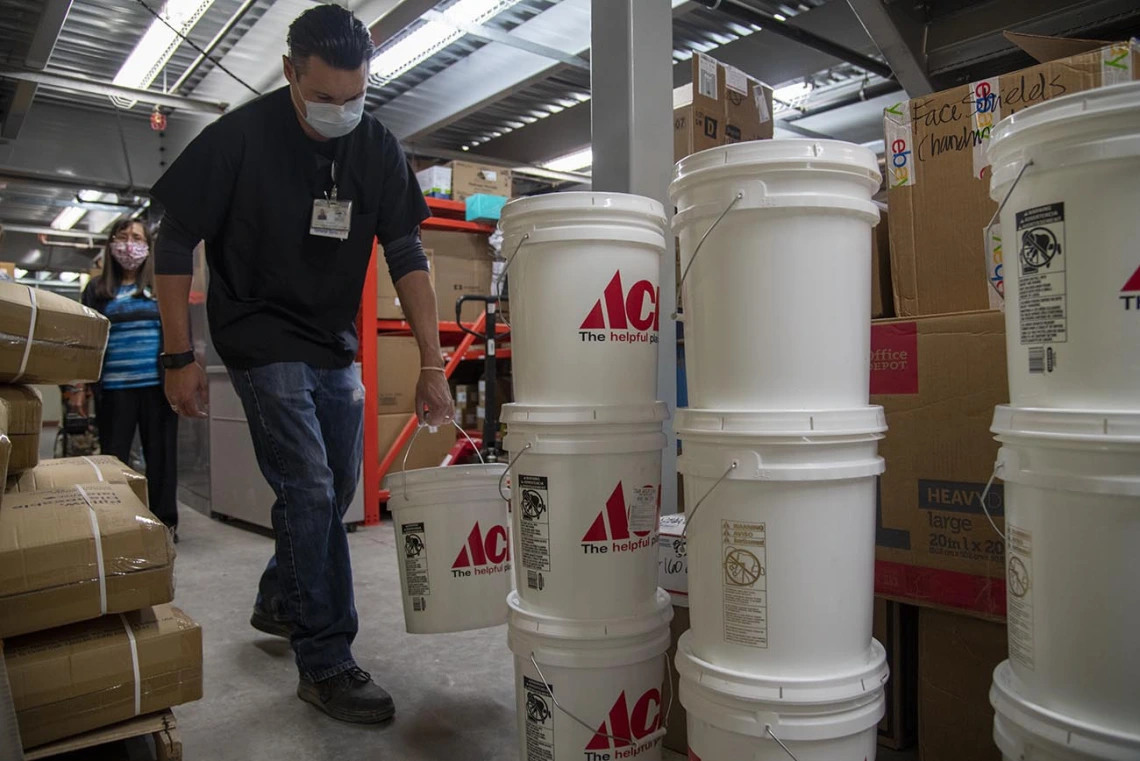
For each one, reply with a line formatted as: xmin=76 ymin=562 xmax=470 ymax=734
xmin=628 ymin=485 xmax=659 ymax=535
xmin=1016 ymin=203 xmax=1067 ymax=354
xmin=523 ymin=676 xmax=555 ymax=761
xmin=1007 ymin=525 xmax=1035 ymax=671
xmin=721 ymin=520 xmax=768 ymax=649
xmin=519 ymin=475 xmax=551 ymax=591
xmin=401 ymin=522 xmax=429 ymax=610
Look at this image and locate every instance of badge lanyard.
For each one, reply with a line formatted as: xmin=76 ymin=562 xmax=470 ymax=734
xmin=310 ymin=159 xmax=353 ymax=240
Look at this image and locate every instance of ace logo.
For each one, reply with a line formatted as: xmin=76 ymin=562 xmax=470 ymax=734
xmin=581 ymin=482 xmax=659 ymax=555
xmin=583 ymin=689 xmax=662 ymax=759
xmin=579 ymin=272 xmax=660 ymax=346
xmin=451 ymin=523 xmax=509 ymax=578
xmin=1120 ymin=264 xmax=1140 ymax=311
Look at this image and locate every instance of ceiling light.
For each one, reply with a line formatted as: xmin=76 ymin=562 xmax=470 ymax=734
xmin=542 ymin=148 xmax=592 ymax=173
xmin=13 ymin=268 xmax=27 ymax=279
xmin=773 ymin=13 xmax=787 ymax=21
xmin=77 ymin=189 xmax=120 ymax=204
xmin=51 ymin=206 xmax=87 ymax=231
xmin=59 ymin=271 xmax=81 ymax=283
xmin=772 ymin=81 xmax=813 ymax=113
xmin=113 ymin=0 xmax=217 ymax=106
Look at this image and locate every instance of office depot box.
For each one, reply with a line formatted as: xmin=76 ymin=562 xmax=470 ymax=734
xmin=0 ymin=283 xmax=109 ymax=384
xmin=674 ymin=52 xmax=774 ymax=162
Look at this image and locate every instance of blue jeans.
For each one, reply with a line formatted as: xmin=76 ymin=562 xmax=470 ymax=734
xmin=228 ymin=363 xmax=365 ymax=681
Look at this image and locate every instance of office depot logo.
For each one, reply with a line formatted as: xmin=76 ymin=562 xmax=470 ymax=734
xmin=579 ymin=272 xmax=660 ymax=345
xmin=583 ymin=689 xmax=662 ymax=758
xmin=451 ymin=523 xmax=509 ymax=578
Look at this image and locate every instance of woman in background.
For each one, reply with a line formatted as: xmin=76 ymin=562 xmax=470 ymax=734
xmin=80 ymin=219 xmax=179 ymax=540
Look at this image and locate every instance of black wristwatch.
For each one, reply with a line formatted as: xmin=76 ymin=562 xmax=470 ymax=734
xmin=160 ymin=351 xmax=196 ymax=370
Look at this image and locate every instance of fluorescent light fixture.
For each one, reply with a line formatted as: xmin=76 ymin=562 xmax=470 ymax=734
xmin=77 ymin=189 xmax=120 ymax=204
xmin=542 ymin=148 xmax=592 ymax=173
xmin=371 ymin=0 xmax=525 ymax=83
xmin=772 ymin=81 xmax=813 ymax=113
xmin=113 ymin=0 xmax=217 ymax=106
xmin=13 ymin=268 xmax=27 ymax=279
xmin=59 ymin=271 xmax=81 ymax=283
xmin=51 ymin=206 xmax=87 ymax=231
xmin=773 ymin=13 xmax=787 ymax=21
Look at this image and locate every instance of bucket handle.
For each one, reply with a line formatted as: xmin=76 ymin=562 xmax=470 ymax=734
xmin=492 ymin=232 xmax=528 ymax=295
xmin=978 ymin=461 xmax=1006 ymax=541
xmin=401 ymin=420 xmax=486 ymax=501
xmin=984 ymin=159 xmax=1034 ymax=301
xmin=671 ymin=192 xmax=743 ymax=320
xmin=765 ymin=725 xmax=801 ymax=760
xmin=527 ymin=650 xmax=674 ymax=749
xmin=496 ymin=443 xmax=532 ymax=502
xmin=682 ymin=461 xmax=738 ymax=537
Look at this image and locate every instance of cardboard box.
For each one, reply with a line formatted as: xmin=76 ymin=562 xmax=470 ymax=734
xmin=0 ymin=283 xmax=110 ymax=384
xmin=0 ymin=385 xmax=42 ymax=473
xmin=377 ymin=250 xmax=434 ymax=321
xmin=424 ymin=231 xmax=492 ymax=323
xmin=875 ymin=598 xmax=918 ymax=749
xmin=449 ymin=161 xmax=511 ymax=202
xmin=871 ymin=311 xmax=1008 ymax=620
xmin=884 ymin=36 xmax=1139 ymax=317
xmin=0 ymin=483 xmax=175 ymax=639
xmin=7 ymin=604 xmax=202 ymax=749
xmin=377 ymin=413 xmax=456 ymax=473
xmin=8 ymin=456 xmax=149 ymax=508
xmin=662 ymin=603 xmax=688 ymax=756
xmin=918 ymin=608 xmax=1006 ymax=761
xmin=872 ymin=208 xmax=892 ymax=319
xmin=674 ymin=52 xmax=774 ymax=162
xmin=415 ymin=165 xmax=452 ymax=199
xmin=376 ymin=337 xmax=421 ymax=415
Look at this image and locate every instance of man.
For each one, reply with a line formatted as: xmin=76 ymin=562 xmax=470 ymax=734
xmin=152 ymin=5 xmax=453 ymax=723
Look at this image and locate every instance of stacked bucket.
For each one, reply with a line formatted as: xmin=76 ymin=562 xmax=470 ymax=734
xmin=499 ymin=193 xmax=675 ymax=761
xmin=669 ymin=141 xmax=890 ymax=760
xmin=985 ymin=84 xmax=1140 ymax=761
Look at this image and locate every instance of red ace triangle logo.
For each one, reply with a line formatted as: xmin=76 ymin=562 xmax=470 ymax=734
xmin=585 ymin=689 xmax=662 ymax=751
xmin=582 ymin=482 xmax=654 ymax=542
xmin=1122 ymin=264 xmax=1140 ymax=292
xmin=580 ymin=272 xmax=660 ymax=332
xmin=451 ymin=523 xmax=509 ymax=569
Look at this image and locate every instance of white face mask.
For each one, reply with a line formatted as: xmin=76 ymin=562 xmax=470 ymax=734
xmin=293 ymin=84 xmax=365 ymax=139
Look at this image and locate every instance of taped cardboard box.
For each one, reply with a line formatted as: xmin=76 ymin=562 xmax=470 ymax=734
xmin=0 ymin=385 xmax=42 ymax=474
xmin=375 ymin=337 xmax=421 ymax=415
xmin=0 ymin=483 xmax=175 ymax=639
xmin=7 ymin=604 xmax=202 ymax=749
xmin=449 ymin=161 xmax=511 ymax=202
xmin=424 ymin=231 xmax=492 ymax=323
xmin=871 ymin=311 xmax=1008 ymax=620
xmin=377 ymin=414 xmax=456 ymax=472
xmin=377 ymin=250 xmax=434 ymax=320
xmin=871 ymin=208 xmax=892 ymax=319
xmin=875 ymin=598 xmax=917 ymax=750
xmin=674 ymin=52 xmax=774 ymax=162
xmin=0 ymin=283 xmax=109 ymax=384
xmin=8 ymin=455 xmax=149 ymax=508
xmin=884 ymin=35 xmax=1139 ymax=317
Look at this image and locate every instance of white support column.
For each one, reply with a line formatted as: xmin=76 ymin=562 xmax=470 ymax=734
xmin=590 ymin=0 xmax=678 ymax=515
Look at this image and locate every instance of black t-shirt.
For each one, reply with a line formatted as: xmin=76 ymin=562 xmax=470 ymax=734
xmin=151 ymin=86 xmax=430 ymax=369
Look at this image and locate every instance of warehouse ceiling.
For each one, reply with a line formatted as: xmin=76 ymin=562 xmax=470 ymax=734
xmin=1 ymin=0 xmax=1140 ymax=268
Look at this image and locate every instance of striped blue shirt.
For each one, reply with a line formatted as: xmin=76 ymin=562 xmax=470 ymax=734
xmin=102 ymin=285 xmax=162 ymax=390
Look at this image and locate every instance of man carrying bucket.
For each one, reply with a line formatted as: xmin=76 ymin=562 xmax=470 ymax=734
xmin=151 ymin=4 xmax=453 ymax=724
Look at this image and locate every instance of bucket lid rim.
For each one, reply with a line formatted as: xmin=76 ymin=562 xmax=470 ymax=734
xmin=502 ymin=401 xmax=670 ymax=426
xmin=671 ymin=139 xmax=881 ymax=194
xmin=383 ymin=462 xmax=507 ymax=493
xmin=676 ymin=407 xmax=886 ymax=436
xmin=506 ymin=589 xmax=673 ymax=640
xmin=502 ymin=191 xmax=667 ymax=222
xmin=992 ymin=405 xmax=1140 ymax=441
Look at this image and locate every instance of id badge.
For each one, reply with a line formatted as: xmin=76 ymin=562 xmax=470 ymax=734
xmin=311 ymin=198 xmax=353 ymax=240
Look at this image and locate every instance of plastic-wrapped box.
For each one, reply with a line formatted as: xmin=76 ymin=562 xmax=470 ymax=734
xmin=0 ymin=283 xmax=110 ymax=384
xmin=8 ymin=455 xmax=149 ymax=507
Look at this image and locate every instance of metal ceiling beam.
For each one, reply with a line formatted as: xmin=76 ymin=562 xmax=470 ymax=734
xmin=0 ymin=194 xmax=138 ymax=213
xmin=171 ymin=0 xmax=260 ymax=93
xmin=2 ymin=0 xmax=74 ymax=142
xmin=422 ymin=10 xmax=591 ymax=71
xmin=0 ymin=68 xmax=230 ymax=114
xmin=846 ymin=0 xmax=934 ymax=96
xmin=1 ymin=83 xmax=39 ymax=141
xmin=0 ymin=223 xmax=107 ymax=241
xmin=402 ymin=143 xmax=591 ymax=183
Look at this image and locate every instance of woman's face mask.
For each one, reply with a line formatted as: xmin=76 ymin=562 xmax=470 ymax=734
xmin=110 ymin=241 xmax=149 ymax=271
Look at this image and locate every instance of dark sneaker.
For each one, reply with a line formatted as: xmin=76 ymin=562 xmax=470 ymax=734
xmin=297 ymin=667 xmax=395 ymax=724
xmin=249 ymin=605 xmax=293 ymax=639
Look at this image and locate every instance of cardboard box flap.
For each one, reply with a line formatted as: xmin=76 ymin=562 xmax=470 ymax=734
xmin=1005 ymin=32 xmax=1125 ymax=63
xmin=0 ymin=386 xmax=42 ymax=436
xmin=0 ymin=483 xmax=173 ymax=598
xmin=8 ymin=456 xmax=149 ymax=508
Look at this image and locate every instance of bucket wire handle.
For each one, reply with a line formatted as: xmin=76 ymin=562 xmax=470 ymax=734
xmin=765 ymin=725 xmax=800 ymax=761
xmin=497 ymin=443 xmax=531 ymax=502
xmin=401 ymin=420 xmax=486 ymax=500
xmin=682 ymin=461 xmax=738 ymax=537
xmin=984 ymin=159 xmax=1034 ymax=300
xmin=529 ymin=653 xmax=672 ymax=747
xmin=978 ymin=462 xmax=1006 ymax=541
xmin=672 ymin=192 xmax=743 ymax=320
xmin=493 ymin=232 xmax=528 ymax=294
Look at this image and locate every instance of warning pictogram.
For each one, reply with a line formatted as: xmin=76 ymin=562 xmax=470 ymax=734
xmin=523 ymin=676 xmax=556 ymax=761
xmin=1008 ymin=556 xmax=1030 ymax=598
xmin=723 ymin=548 xmax=762 ymax=586
xmin=1006 ymin=526 xmax=1036 ymax=672
xmin=1015 ymin=203 xmax=1068 ymax=347
xmin=518 ymin=475 xmax=552 ymax=580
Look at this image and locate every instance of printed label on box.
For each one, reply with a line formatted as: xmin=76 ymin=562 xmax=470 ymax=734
xmin=884 ymin=103 xmax=915 ymax=188
xmin=697 ymin=53 xmax=718 ymax=100
xmin=970 ymin=77 xmax=1001 ymax=179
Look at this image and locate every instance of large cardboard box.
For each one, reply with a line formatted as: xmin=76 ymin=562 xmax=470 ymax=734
xmin=918 ymin=608 xmax=1006 ymax=761
xmin=7 ymin=604 xmax=202 ymax=749
xmin=0 ymin=385 xmax=41 ymax=474
xmin=8 ymin=455 xmax=148 ymax=507
xmin=674 ymin=53 xmax=774 ymax=163
xmin=875 ymin=598 xmax=918 ymax=750
xmin=871 ymin=209 xmax=892 ymax=319
xmin=377 ymin=413 xmax=456 ymax=473
xmin=376 ymin=337 xmax=422 ymax=415
xmin=424 ymin=231 xmax=492 ymax=323
xmin=449 ymin=161 xmax=511 ymax=202
xmin=884 ymin=36 xmax=1139 ymax=317
xmin=377 ymin=250 xmax=434 ymax=320
xmin=872 ymin=311 xmax=1008 ymax=620
xmin=0 ymin=283 xmax=110 ymax=384
xmin=0 ymin=483 xmax=175 ymax=639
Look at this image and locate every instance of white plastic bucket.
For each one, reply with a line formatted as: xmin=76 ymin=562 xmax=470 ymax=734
xmin=678 ymin=632 xmax=887 ymax=761
xmin=508 ymin=589 xmax=673 ymax=761
xmin=670 ymin=140 xmax=881 ymax=410
xmin=503 ymin=402 xmax=667 ymax=619
xmin=384 ymin=462 xmax=510 ymax=634
xmin=991 ymin=661 xmax=1140 ymax=761
xmin=988 ymin=82 xmax=1140 ymax=409
xmin=677 ymin=407 xmax=886 ymax=677
xmin=991 ymin=406 xmax=1140 ymax=733
xmin=501 ymin=192 xmax=667 ymax=406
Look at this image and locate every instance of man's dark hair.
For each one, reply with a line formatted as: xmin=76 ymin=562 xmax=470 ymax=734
xmin=288 ymin=4 xmax=373 ymax=73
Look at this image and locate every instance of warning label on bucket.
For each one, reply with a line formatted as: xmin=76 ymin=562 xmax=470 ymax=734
xmin=523 ymin=676 xmax=555 ymax=761
xmin=401 ymin=522 xmax=430 ymax=607
xmin=721 ymin=520 xmax=768 ymax=649
xmin=1007 ymin=525 xmax=1035 ymax=671
xmin=628 ymin=486 xmax=659 ymax=535
xmin=1016 ymin=203 xmax=1067 ymax=350
xmin=519 ymin=475 xmax=552 ymax=588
